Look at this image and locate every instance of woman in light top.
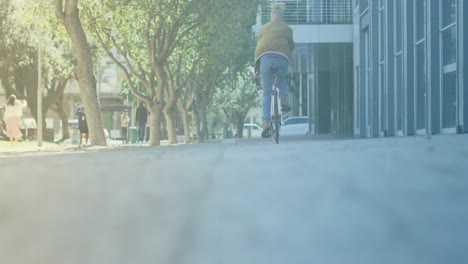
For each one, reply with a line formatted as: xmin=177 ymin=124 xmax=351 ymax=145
xmin=2 ymin=95 xmax=26 ymax=146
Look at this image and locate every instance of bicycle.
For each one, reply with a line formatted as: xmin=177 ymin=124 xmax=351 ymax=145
xmin=260 ymin=64 xmax=290 ymax=144
xmin=262 ymin=66 xmax=281 ymax=144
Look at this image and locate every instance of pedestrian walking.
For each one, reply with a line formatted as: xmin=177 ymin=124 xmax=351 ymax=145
xmin=121 ymin=109 xmax=130 ymax=144
xmin=76 ymin=105 xmax=89 ymax=146
xmin=135 ymin=102 xmax=147 ymax=143
xmin=2 ymin=95 xmax=26 ymax=146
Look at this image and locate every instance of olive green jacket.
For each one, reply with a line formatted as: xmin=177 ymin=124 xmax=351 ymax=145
xmin=254 ymin=20 xmax=295 ymax=64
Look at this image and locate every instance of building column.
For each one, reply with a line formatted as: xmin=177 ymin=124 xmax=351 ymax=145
xmin=427 ymin=0 xmax=441 ymax=134
xmin=405 ymin=0 xmax=415 ymax=135
xmin=353 ymin=4 xmax=360 ymax=136
xmin=460 ymin=0 xmax=467 ymax=133
xmin=359 ymin=14 xmax=370 ymax=138
xmin=386 ymin=0 xmax=395 ymax=136
xmin=370 ymin=0 xmax=380 ymax=137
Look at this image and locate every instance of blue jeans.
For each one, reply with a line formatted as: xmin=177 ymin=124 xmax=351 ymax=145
xmin=260 ymin=55 xmax=289 ymax=120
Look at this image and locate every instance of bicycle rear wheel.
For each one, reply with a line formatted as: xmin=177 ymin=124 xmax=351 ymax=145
xmin=271 ymin=92 xmax=280 ymax=144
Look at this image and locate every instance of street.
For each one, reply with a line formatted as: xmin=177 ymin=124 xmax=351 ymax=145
xmin=1 ymin=135 xmax=468 ymax=264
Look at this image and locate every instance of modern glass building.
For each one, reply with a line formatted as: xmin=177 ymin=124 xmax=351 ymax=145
xmin=254 ymin=0 xmax=355 ymax=135
xmin=354 ymin=0 xmax=467 ymax=137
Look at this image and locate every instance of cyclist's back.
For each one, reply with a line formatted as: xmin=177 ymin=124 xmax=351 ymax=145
xmin=254 ymin=1 xmax=294 ymax=137
xmin=254 ymin=20 xmax=293 ymax=66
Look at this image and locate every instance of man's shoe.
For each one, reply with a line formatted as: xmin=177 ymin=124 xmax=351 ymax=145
xmin=261 ymin=119 xmax=271 ymax=138
xmin=279 ymin=97 xmax=291 ymax=112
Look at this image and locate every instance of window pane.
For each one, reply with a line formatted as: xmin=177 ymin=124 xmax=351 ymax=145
xmin=416 ymin=43 xmax=426 ymax=130
xmin=365 ymin=31 xmax=370 ymax=68
xmin=442 ymin=25 xmax=457 ymax=66
xmin=395 ymin=0 xmax=403 ymax=52
xmin=361 ymin=0 xmax=369 ymax=10
xmin=442 ymin=0 xmax=456 ymax=27
xmin=396 ymin=54 xmax=403 ymax=131
xmin=380 ymin=65 xmax=386 ymax=132
xmin=442 ymin=71 xmax=457 ymax=128
xmin=355 ymin=66 xmax=360 ymax=129
xmin=415 ymin=0 xmax=425 ymax=41
xmin=379 ymin=10 xmax=385 ymax=60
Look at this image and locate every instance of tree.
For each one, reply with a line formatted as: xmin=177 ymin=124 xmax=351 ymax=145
xmin=89 ymin=0 xmax=204 ymax=145
xmin=192 ymin=61 xmax=225 ymax=142
xmin=0 ymin=0 xmax=32 ymax=98
xmin=55 ymin=0 xmax=107 ymax=146
xmin=89 ymin=0 xmax=263 ymax=146
xmin=213 ymin=66 xmax=260 ymax=138
xmin=189 ymin=0 xmax=262 ymax=142
xmin=1 ymin=0 xmax=74 ymax=140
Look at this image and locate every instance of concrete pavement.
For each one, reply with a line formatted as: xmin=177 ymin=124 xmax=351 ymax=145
xmin=0 ymin=137 xmax=189 ymax=157
xmin=0 ymin=134 xmax=467 ymax=264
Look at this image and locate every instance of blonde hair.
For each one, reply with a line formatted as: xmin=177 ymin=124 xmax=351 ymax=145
xmin=271 ymin=1 xmax=285 ymax=12
xmin=270 ymin=1 xmax=285 ymax=20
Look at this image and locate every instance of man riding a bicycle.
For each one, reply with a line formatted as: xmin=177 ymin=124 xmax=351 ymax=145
xmin=254 ymin=1 xmax=295 ymax=138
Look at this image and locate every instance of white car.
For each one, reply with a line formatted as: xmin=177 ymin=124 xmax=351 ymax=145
xmin=281 ymin=116 xmax=310 ymax=136
xmin=242 ymin=123 xmax=262 ymax=138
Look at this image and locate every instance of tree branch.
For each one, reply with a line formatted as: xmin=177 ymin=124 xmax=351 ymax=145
xmin=55 ymin=0 xmax=65 ymax=22
xmin=91 ymin=23 xmax=149 ymax=103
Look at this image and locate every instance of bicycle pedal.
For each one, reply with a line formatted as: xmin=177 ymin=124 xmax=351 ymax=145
xmin=261 ymin=128 xmax=271 ymax=138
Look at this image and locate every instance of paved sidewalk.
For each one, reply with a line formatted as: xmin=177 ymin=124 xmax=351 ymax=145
xmin=1 ymin=134 xmax=467 ymax=264
xmin=0 ymin=140 xmax=117 ymax=156
xmin=0 ymin=138 xmax=193 ymax=157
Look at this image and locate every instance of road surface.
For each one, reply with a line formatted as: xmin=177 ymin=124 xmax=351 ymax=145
xmin=1 ymin=135 xmax=468 ymax=264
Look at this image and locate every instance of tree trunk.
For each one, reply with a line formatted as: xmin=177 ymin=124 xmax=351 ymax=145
xmin=28 ymin=99 xmax=47 ymax=137
xmin=202 ymin=108 xmax=209 ymax=141
xmin=193 ymin=108 xmax=201 ymax=142
xmin=198 ymin=107 xmax=209 ymax=142
xmin=149 ymin=107 xmax=163 ymax=146
xmin=235 ymin=118 xmax=244 ymax=138
xmin=179 ymin=106 xmax=191 ymax=144
xmin=163 ymin=110 xmax=177 ymax=144
xmin=163 ymin=97 xmax=178 ymax=144
xmin=56 ymin=1 xmax=106 ymax=146
xmin=55 ymin=102 xmax=70 ymax=140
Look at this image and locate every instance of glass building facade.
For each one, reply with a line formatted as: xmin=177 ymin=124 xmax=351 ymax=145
xmin=260 ymin=0 xmax=353 ymax=24
xmin=354 ymin=0 xmax=468 ymax=137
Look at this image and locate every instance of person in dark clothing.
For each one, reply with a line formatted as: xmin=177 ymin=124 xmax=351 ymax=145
xmin=76 ymin=105 xmax=89 ymax=146
xmin=135 ymin=102 xmax=148 ymax=143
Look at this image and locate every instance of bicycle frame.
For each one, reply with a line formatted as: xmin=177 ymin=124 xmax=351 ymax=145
xmin=270 ymin=69 xmax=280 ymax=144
